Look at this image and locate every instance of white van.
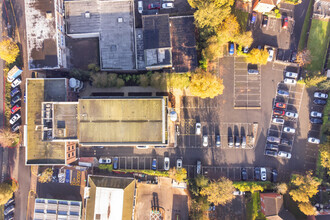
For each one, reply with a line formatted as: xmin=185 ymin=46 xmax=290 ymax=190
xmin=138 ymin=1 xmax=143 ymax=14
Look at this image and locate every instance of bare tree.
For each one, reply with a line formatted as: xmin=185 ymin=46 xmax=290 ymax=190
xmin=0 ymin=128 xmax=19 ymax=147
xmin=296 ymin=49 xmax=312 ymax=67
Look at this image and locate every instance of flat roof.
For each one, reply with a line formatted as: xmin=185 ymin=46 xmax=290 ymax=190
xmin=143 ymin=14 xmax=171 ymax=49
xmin=53 ymin=103 xmax=78 ymax=139
xmin=25 ymin=0 xmax=58 ymax=69
xmin=77 ymin=97 xmax=167 ymax=145
xmin=26 ymin=79 xmax=67 ymax=164
xmin=65 ymin=0 xmax=136 ymax=70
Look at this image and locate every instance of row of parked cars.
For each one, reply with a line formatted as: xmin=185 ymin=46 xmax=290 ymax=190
xmin=241 ymin=167 xmax=278 ymax=182
xmin=4 ymin=195 xmax=14 ymax=220
xmin=9 ymin=77 xmax=22 ymax=132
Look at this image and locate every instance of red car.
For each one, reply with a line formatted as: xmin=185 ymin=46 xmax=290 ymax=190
xmin=282 ymin=17 xmax=288 ymax=29
xmin=148 ymin=3 xmax=160 ymax=9
xmin=275 ymin=102 xmax=286 ymax=109
xmin=273 ymin=109 xmax=285 ymax=116
xmin=11 ymin=104 xmax=21 ymax=114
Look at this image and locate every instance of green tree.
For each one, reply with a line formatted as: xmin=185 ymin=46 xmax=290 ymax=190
xmin=116 ymin=78 xmax=125 ymax=88
xmin=233 ymin=31 xmax=253 ymax=47
xmin=189 ymin=68 xmax=224 ymax=98
xmin=320 ymin=142 xmax=330 ymax=175
xmin=298 ymin=202 xmax=317 ymax=216
xmin=304 ymin=72 xmax=327 ymax=88
xmin=0 ymin=38 xmax=19 ymax=64
xmin=200 ymin=177 xmax=235 ymax=205
xmin=167 ymin=73 xmax=191 ymax=89
xmin=139 ymin=74 xmax=150 ymax=87
xmin=169 ymin=167 xmax=187 ymax=183
xmin=289 ymin=171 xmax=321 ymax=203
xmin=91 ymin=72 xmax=108 ymax=87
xmin=202 ymin=35 xmax=224 ymax=60
xmin=317 ymin=80 xmax=330 ymax=90
xmin=108 ymin=73 xmax=118 ymax=87
xmin=245 ymin=48 xmax=269 ymax=65
xmin=150 ymin=72 xmax=166 ymax=89
xmin=87 ymin=63 xmax=100 ymax=72
xmin=69 ymin=69 xmax=91 ymax=81
xmin=189 ymin=196 xmax=209 ymax=219
xmin=0 ymin=182 xmax=14 ymax=205
xmin=38 ymin=168 xmax=53 ymax=183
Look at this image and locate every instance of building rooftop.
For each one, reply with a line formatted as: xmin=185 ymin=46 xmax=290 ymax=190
xmin=169 ymin=16 xmax=198 ymax=73
xmin=143 ymin=14 xmax=171 ymax=49
xmin=260 ymin=193 xmax=283 ymax=217
xmin=65 ymin=0 xmax=136 ymax=70
xmin=53 ymin=103 xmax=78 ymax=139
xmin=25 ymin=0 xmax=58 ymax=69
xmin=26 ymin=79 xmax=67 ymax=165
xmin=77 ymin=97 xmax=168 ymax=145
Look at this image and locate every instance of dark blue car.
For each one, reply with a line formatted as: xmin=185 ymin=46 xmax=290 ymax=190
xmin=152 ymin=159 xmax=157 ymax=170
xmin=113 ymin=157 xmax=118 ymax=170
xmin=251 ymin=12 xmax=257 ymax=24
xmin=10 ymin=87 xmax=20 ymax=97
xmin=310 ymin=118 xmax=323 ymax=124
xmin=229 ymin=43 xmax=234 ymax=55
xmin=313 ymin=99 xmax=327 ymax=105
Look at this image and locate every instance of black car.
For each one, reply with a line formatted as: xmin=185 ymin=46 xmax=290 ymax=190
xmin=265 ymin=143 xmax=279 ymax=151
xmin=310 ymin=117 xmax=323 ymax=124
xmin=10 ymin=94 xmax=21 ymax=106
xmin=10 ymin=87 xmax=20 ymax=97
xmin=11 ymin=123 xmax=20 ymax=132
xmin=113 ymin=157 xmax=119 ymax=170
xmin=272 ymin=169 xmax=278 ymax=182
xmin=290 ymin=51 xmax=297 ymax=62
xmin=228 ymin=136 xmax=234 ymax=147
xmin=280 ymin=138 xmax=292 ymax=146
xmin=241 ymin=168 xmax=247 ymax=181
xmin=265 ymin=150 xmax=278 ymax=157
xmin=254 ymin=167 xmax=261 ymax=180
xmin=262 ymin=15 xmax=268 ymax=27
xmin=52 ymin=168 xmax=59 ymax=182
xmin=313 ymin=99 xmax=327 ymax=105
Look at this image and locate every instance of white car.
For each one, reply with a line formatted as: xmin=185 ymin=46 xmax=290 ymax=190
xmin=284 ymin=78 xmax=296 ymax=85
xmin=162 ymin=3 xmax=174 ymax=8
xmin=138 ymin=1 xmax=143 ymax=14
xmin=136 ymin=145 xmax=149 ymax=149
xmin=9 ymin=113 xmax=21 ymax=125
xmin=285 ymin=72 xmax=298 ymax=79
xmin=267 ymin=49 xmax=274 ymax=61
xmin=196 ymin=123 xmax=201 ymax=135
xmin=314 ymin=92 xmax=328 ymax=99
xmin=176 ymin=159 xmax=182 ymax=169
xmin=310 ymin=111 xmax=323 ymax=118
xmin=260 ymin=167 xmax=267 ymax=181
xmin=11 ymin=78 xmax=22 ymax=88
xmin=308 ymin=137 xmax=320 ymax=144
xmin=285 ymin=111 xmax=298 ymax=118
xmin=99 ymin=157 xmax=111 ymax=164
xmin=283 ymin=127 xmax=295 ymax=134
xmin=164 ymin=157 xmax=170 ymax=171
xmin=278 ymin=151 xmax=292 ymax=159
xmin=272 ymin=118 xmax=285 ymax=124
xmin=203 ymin=135 xmax=208 ymax=147
xmin=243 ymin=46 xmax=249 ymax=53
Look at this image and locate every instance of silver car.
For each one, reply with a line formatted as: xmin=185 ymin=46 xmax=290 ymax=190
xmin=260 ymin=167 xmax=267 ymax=181
xmin=285 ymin=111 xmax=298 ymax=118
xmin=310 ymin=111 xmax=323 ymax=118
xmin=196 ymin=123 xmax=201 ymax=135
xmin=283 ymin=127 xmax=295 ymax=134
xmin=278 ymin=151 xmax=291 ymax=159
xmin=164 ymin=157 xmax=170 ymax=171
xmin=203 ymin=135 xmax=208 ymax=147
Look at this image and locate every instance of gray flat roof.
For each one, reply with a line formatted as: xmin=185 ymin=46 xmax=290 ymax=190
xmin=65 ymin=0 xmax=136 ymax=70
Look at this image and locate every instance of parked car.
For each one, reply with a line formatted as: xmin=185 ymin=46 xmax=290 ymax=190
xmin=277 ymin=90 xmax=289 ymax=97
xmin=241 ymin=136 xmax=246 ymax=148
xmin=11 ymin=123 xmax=20 ymax=132
xmin=11 ymin=78 xmax=21 ymax=88
xmin=273 ymin=109 xmax=285 ymax=116
xmin=314 ymin=92 xmax=328 ymax=99
xmin=176 ymin=158 xmax=182 ymax=169
xmin=113 ymin=157 xmax=119 ymax=170
xmin=313 ymin=99 xmax=327 ymax=105
xmin=251 ymin=12 xmax=257 ymax=24
xmin=275 ymin=102 xmax=286 ymax=109
xmin=241 ymin=168 xmax=247 ymax=181
xmin=4 ymin=205 xmax=14 ymax=215
xmin=10 ymin=87 xmax=20 ymax=97
xmin=229 ymin=43 xmax=234 ymax=55
xmin=99 ymin=157 xmax=111 ymax=164
xmin=197 ymin=161 xmax=201 ymax=175
xmin=262 ymin=15 xmax=268 ymax=27
xmin=9 ymin=113 xmax=20 ymax=125
xmin=254 ymin=167 xmax=261 ymax=180
xmin=265 ymin=143 xmax=279 ymax=151
xmin=11 ymin=105 xmax=21 ymax=114
xmin=162 ymin=2 xmax=174 ymax=8
xmin=310 ymin=111 xmax=323 ymax=118
xmin=310 ymin=118 xmax=323 ymax=124
xmin=267 ymin=48 xmax=274 ymax=61
xmin=308 ymin=137 xmax=320 ymax=144
xmin=283 ymin=127 xmax=295 ymax=134
xmin=272 ymin=117 xmax=285 ymax=124
xmin=203 ymin=135 xmax=208 ymax=147
xmin=281 ymin=138 xmax=292 ymax=146
xmin=282 ymin=17 xmax=288 ymax=29
xmin=164 ymin=157 xmax=170 ymax=171
xmin=5 ymin=197 xmax=14 ymax=207
xmin=285 ymin=71 xmax=298 ymax=79
xmin=195 ymin=123 xmax=201 ymax=135
xmin=235 ymin=136 xmax=240 ymax=148
xmin=4 ymin=212 xmax=14 ymax=220
xmin=285 ymin=111 xmax=298 ymax=118
xmin=290 ymin=51 xmax=297 ymax=62
xmin=284 ymin=78 xmax=296 ymax=85
xmin=138 ymin=1 xmax=143 ymax=14
xmin=260 ymin=167 xmax=267 ymax=181
xmin=152 ymin=159 xmax=157 ymax=170
xmin=228 ymin=135 xmax=234 ymax=147
xmin=248 ymin=69 xmax=259 ymax=75
xmin=136 ymin=145 xmax=149 ymax=149
xmin=265 ymin=150 xmax=278 ymax=157
xmin=267 ymin=136 xmax=281 ymax=144
xmin=278 ymin=151 xmax=291 ymax=159
xmin=148 ymin=2 xmax=160 ymax=9
xmin=216 ymin=135 xmax=221 ymax=147
xmin=243 ymin=46 xmax=249 ymax=53
xmin=272 ymin=169 xmax=278 ymax=182
xmin=11 ymin=94 xmax=21 ymax=106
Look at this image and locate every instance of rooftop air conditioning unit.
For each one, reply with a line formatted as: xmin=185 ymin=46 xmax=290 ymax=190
xmin=118 ymin=17 xmax=123 ymax=23
xmin=85 ymin=11 xmax=90 ymax=18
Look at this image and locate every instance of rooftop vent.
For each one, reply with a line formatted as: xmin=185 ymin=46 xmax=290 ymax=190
xmin=46 ymin=11 xmax=52 ymax=20
xmin=85 ymin=11 xmax=90 ymax=18
xmin=118 ymin=17 xmax=123 ymax=23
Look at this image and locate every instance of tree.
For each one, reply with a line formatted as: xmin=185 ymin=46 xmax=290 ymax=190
xmin=0 ymin=39 xmax=19 ymax=64
xmin=107 ymin=73 xmax=119 ymax=87
xmin=0 ymin=182 xmax=14 ymax=205
xmin=296 ymin=49 xmax=311 ymax=67
xmin=139 ymin=74 xmax=150 ymax=87
xmin=69 ymin=68 xmax=91 ymax=81
xmin=202 ymin=36 xmax=224 ymax=60
xmin=167 ymin=73 xmax=191 ymax=89
xmin=0 ymin=128 xmax=19 ymax=147
xmin=116 ymin=78 xmax=125 ymax=88
xmin=317 ymin=80 xmax=330 ymax=90
xmin=304 ymin=72 xmax=327 ymax=88
xmin=216 ymin=15 xmax=240 ymax=43
xmin=169 ymin=167 xmax=187 ymax=183
xmin=189 ymin=68 xmax=224 ymax=98
xmin=91 ymin=72 xmax=108 ymax=87
xmin=38 ymin=168 xmax=53 ymax=183
xmin=200 ymin=177 xmax=235 ymax=205
xmin=320 ymin=142 xmax=330 ymax=175
xmin=298 ymin=202 xmax=317 ymax=216
xmin=233 ymin=182 xmax=265 ymax=193
xmin=245 ymin=48 xmax=269 ymax=65
xmin=289 ymin=171 xmax=321 ymax=203
xmin=150 ymin=72 xmax=166 ymax=89
xmin=276 ymin=183 xmax=288 ymax=194
xmin=233 ymin=31 xmax=253 ymax=47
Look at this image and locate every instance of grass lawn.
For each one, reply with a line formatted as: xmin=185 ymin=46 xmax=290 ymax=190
xmin=0 ymin=205 xmax=3 ymax=220
xmin=298 ymin=0 xmax=314 ymax=50
xmin=321 ymin=96 xmax=330 ymax=140
xmin=283 ymin=194 xmax=306 ymax=219
xmin=306 ymin=19 xmax=330 ymax=71
xmin=234 ymin=9 xmax=249 ymax=32
xmin=246 ymin=192 xmax=266 ymax=220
